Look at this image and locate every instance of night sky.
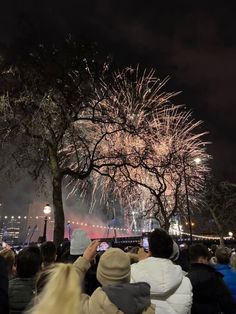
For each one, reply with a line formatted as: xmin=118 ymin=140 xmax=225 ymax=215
xmin=1 ymin=1 xmax=236 ymax=180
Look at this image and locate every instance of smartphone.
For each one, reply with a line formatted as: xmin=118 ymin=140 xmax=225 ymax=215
xmin=96 ymin=241 xmax=110 ymax=252
xmin=142 ymin=236 xmax=149 ymax=251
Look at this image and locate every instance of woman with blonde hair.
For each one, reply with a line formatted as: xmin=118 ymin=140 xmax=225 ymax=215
xmin=30 ymin=241 xmax=155 ymax=314
xmin=75 ymin=241 xmax=155 ymax=314
xmin=0 ymin=247 xmax=15 ymax=278
xmin=28 ymin=263 xmax=81 ymax=314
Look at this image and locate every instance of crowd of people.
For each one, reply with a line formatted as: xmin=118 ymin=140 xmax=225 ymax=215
xmin=1 ymin=228 xmax=236 ymax=313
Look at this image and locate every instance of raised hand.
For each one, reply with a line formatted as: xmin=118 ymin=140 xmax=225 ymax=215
xmin=83 ymin=240 xmax=100 ymax=262
xmin=138 ymin=247 xmax=150 ymax=261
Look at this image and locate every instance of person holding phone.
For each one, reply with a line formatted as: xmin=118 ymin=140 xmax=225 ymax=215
xmin=142 ymin=236 xmax=149 ymax=252
xmin=68 ymin=229 xmax=100 ymax=295
xmin=131 ymin=228 xmax=192 ymax=314
xmin=74 ymin=241 xmax=155 ymax=314
xmin=96 ymin=241 xmax=110 ymax=252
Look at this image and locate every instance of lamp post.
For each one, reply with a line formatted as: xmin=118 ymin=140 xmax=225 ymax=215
xmin=42 ymin=204 xmax=51 ymax=242
xmin=183 ymin=162 xmax=192 ymax=244
xmin=183 ymin=157 xmax=201 ymax=244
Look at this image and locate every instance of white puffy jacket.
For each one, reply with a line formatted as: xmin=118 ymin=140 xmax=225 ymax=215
xmin=131 ymin=257 xmax=192 ymax=314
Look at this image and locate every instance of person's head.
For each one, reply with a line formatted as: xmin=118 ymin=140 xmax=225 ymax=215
xmin=70 ymin=229 xmax=91 ymax=256
xmin=148 ymin=228 xmax=173 ymax=258
xmin=29 ymin=263 xmax=80 ymax=314
xmin=189 ymin=244 xmax=209 ymax=264
xmin=170 ymin=241 xmax=180 ymax=262
xmin=16 ymin=246 xmax=42 ymax=278
xmin=97 ymin=248 xmax=130 ymax=286
xmin=0 ymin=248 xmax=15 ymax=275
xmin=230 ymin=254 xmax=236 ymax=270
xmin=215 ymin=247 xmax=231 ymax=264
xmin=210 ymin=244 xmax=218 ymax=256
xmin=56 ymin=239 xmax=71 ymax=262
xmin=180 ymin=243 xmax=188 ymax=251
xmin=37 ymin=237 xmax=44 ymax=244
xmin=40 ymin=242 xmax=57 ymax=266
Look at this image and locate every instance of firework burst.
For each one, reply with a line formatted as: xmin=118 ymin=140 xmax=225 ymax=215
xmin=61 ymin=67 xmax=210 ymax=228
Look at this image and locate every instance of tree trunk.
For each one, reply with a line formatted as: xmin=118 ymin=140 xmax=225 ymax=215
xmin=219 ymin=233 xmax=225 ymax=247
xmin=52 ymin=175 xmax=64 ymax=247
xmin=157 ymin=197 xmax=170 ymax=232
xmin=209 ymin=207 xmax=225 ymax=246
xmin=48 ymin=143 xmax=65 ymax=248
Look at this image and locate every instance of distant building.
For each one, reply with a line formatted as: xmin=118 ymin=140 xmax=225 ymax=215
xmin=0 ymin=201 xmax=54 ymax=245
xmin=0 ymin=216 xmax=27 ymax=245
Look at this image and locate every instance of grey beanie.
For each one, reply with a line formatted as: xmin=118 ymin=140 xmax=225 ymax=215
xmin=70 ymin=229 xmax=91 ymax=255
xmin=97 ymin=248 xmax=131 ymax=286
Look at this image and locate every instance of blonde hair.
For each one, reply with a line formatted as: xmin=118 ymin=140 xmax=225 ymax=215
xmin=0 ymin=248 xmax=15 ymax=274
xmin=28 ymin=263 xmax=80 ymax=314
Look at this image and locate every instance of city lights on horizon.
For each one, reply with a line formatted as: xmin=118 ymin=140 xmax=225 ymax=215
xmin=0 ymin=214 xmax=234 ymax=241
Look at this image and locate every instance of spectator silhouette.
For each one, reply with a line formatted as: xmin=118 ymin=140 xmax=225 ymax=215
xmin=214 ymin=246 xmax=236 ymax=301
xmin=0 ymin=255 xmax=9 ymax=314
xmin=0 ymin=248 xmax=16 ymax=279
xmin=40 ymin=242 xmax=56 ymax=268
xmin=74 ymin=241 xmax=155 ymax=313
xmin=187 ymin=244 xmax=236 ymax=314
xmin=130 ymin=229 xmax=192 ymax=314
xmin=9 ymin=246 xmax=41 ymax=314
xmin=27 ymin=263 xmax=80 ymax=314
xmin=68 ymin=229 xmax=100 ymax=295
xmin=56 ymin=238 xmax=70 ymax=263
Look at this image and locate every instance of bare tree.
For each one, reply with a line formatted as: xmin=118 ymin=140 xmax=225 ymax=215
xmin=0 ymin=44 xmax=210 ymax=244
xmin=94 ymin=72 xmax=210 ymax=231
xmin=0 ymin=41 xmax=134 ymax=246
xmin=202 ymin=180 xmax=236 ymax=246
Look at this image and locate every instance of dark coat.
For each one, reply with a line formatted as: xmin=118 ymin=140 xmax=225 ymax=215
xmin=0 ymin=256 xmax=9 ymax=314
xmin=8 ymin=277 xmax=35 ymax=314
xmin=187 ymin=263 xmax=236 ymax=314
xmin=214 ymin=264 xmax=236 ymax=301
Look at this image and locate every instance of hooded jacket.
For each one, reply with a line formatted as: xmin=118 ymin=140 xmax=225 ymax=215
xmin=214 ymin=263 xmax=236 ymax=301
xmin=131 ymin=257 xmax=192 ymax=314
xmin=74 ymin=256 xmax=155 ymax=314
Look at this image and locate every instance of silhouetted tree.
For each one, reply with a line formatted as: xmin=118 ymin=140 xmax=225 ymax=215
xmin=92 ymin=71 xmax=210 ymax=231
xmin=203 ymin=180 xmax=236 ymax=246
xmin=0 ymin=39 xmax=130 ymax=246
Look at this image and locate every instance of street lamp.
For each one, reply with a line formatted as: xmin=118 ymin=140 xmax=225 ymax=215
xmin=183 ymin=156 xmax=201 ymax=244
xmin=42 ymin=204 xmax=51 ymax=242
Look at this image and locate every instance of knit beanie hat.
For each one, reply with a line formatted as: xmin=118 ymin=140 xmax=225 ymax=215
xmin=70 ymin=229 xmax=91 ymax=255
xmin=97 ymin=248 xmax=131 ymax=286
xmin=170 ymin=241 xmax=180 ymax=261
